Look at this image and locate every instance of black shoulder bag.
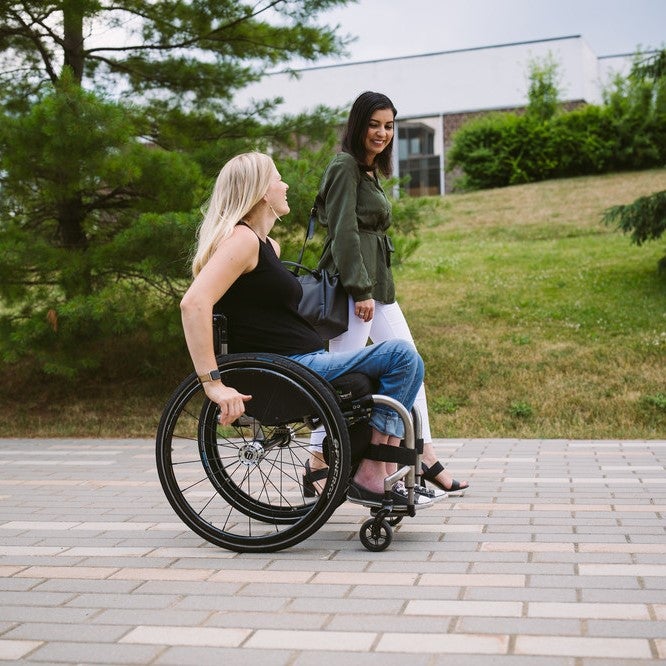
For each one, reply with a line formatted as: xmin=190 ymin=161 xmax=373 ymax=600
xmin=283 ymin=205 xmax=349 ymax=341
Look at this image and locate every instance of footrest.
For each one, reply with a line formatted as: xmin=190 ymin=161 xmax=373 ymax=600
xmin=365 ymin=444 xmax=417 ymax=467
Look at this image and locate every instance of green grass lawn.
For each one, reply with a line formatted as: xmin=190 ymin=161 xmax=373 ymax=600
xmin=1 ymin=167 xmax=664 ymax=438
xmin=397 ymin=167 xmax=666 ymax=438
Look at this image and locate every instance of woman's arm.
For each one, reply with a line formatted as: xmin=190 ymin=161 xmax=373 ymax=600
xmin=180 ymin=225 xmax=258 ymax=424
xmin=324 ymin=159 xmax=373 ymax=302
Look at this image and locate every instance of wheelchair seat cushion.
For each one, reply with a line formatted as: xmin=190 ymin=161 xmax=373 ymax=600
xmin=329 ymin=372 xmax=378 ymax=401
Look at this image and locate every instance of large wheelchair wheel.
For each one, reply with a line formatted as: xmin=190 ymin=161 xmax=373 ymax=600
xmin=156 ymin=353 xmax=351 ymax=553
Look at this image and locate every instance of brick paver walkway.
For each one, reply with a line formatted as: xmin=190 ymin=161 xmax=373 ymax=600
xmin=1 ymin=437 xmax=665 ymax=664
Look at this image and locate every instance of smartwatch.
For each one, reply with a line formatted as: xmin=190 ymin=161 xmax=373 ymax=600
xmin=198 ymin=369 xmax=221 ymax=383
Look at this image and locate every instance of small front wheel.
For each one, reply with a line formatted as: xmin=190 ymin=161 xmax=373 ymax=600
xmin=360 ymin=518 xmax=392 ymax=552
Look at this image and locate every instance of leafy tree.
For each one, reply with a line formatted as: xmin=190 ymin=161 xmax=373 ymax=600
xmin=0 ymin=1 xmax=351 ymax=376
xmin=603 ymin=49 xmax=666 ymax=271
xmin=603 ymin=190 xmax=666 ymax=245
xmin=447 ymin=56 xmax=565 ymax=190
xmin=525 ymin=53 xmax=561 ymax=122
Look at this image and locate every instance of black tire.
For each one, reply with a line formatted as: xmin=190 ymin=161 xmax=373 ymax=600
xmin=156 ymin=353 xmax=351 ymax=553
xmin=360 ymin=518 xmax=393 ymax=552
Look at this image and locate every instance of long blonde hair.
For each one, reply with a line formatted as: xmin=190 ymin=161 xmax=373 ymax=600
xmin=191 ymin=152 xmax=275 ymax=276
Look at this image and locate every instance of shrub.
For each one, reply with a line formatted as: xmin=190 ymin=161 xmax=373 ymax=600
xmin=447 ymin=51 xmax=666 ymax=191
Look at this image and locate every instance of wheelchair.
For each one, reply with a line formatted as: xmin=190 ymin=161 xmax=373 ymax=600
xmin=155 ymin=314 xmax=431 ymax=553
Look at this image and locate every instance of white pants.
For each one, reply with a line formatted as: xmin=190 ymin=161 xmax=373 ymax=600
xmin=310 ymin=295 xmax=432 ymax=449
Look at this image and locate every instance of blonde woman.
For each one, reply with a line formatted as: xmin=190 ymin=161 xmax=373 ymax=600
xmin=179 ymin=152 xmax=432 ymax=508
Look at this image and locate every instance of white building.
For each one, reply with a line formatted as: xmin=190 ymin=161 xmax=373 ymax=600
xmin=236 ymin=35 xmax=635 ymax=194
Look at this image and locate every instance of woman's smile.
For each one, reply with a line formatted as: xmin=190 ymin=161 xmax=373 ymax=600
xmin=364 ymin=108 xmax=395 ymax=163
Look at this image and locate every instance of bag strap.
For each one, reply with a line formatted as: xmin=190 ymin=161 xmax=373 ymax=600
xmin=294 ymin=203 xmax=318 ymax=269
xmin=282 ymin=260 xmax=319 ymax=278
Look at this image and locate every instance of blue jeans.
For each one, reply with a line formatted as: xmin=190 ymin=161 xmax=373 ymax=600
xmin=289 ymin=339 xmax=424 ymax=439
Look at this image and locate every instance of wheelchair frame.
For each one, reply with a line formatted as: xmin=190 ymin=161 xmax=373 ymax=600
xmin=155 ymin=314 xmax=427 ymax=552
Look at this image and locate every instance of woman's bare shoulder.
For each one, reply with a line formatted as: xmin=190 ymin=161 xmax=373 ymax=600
xmin=267 ymin=236 xmax=281 ymax=257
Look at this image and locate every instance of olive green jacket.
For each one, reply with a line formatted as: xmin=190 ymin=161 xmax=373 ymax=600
xmin=316 ymin=152 xmax=395 ymax=303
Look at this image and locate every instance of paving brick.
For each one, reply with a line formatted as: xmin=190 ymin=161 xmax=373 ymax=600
xmin=65 ymin=592 xmax=183 ymax=610
xmin=347 ymin=584 xmax=462 ymax=600
xmin=527 ymin=575 xmax=641 ymax=589
xmin=245 ymin=629 xmax=376 ymax=651
xmin=34 ymin=578 xmax=142 ymax=593
xmin=578 ymin=563 xmax=666 ymax=576
xmin=206 ymin=610 xmax=329 ymax=631
xmin=527 ymin=602 xmax=650 ymax=620
xmin=405 ymin=599 xmax=522 ymax=617
xmin=0 ymin=639 xmax=42 ymax=660
xmin=376 ymin=631 xmax=509 ymax=654
xmin=15 ymin=565 xmax=118 ymax=579
xmin=432 ymin=657 xmax=574 ymax=666
xmin=0 ymin=591 xmax=76 ymax=607
xmin=288 ymin=597 xmax=404 ymax=615
xmin=90 ymin=608 xmax=211 ymax=626
xmin=366 ymin=560 xmax=469 ymax=573
xmin=514 ymin=635 xmax=652 ymax=658
xmin=295 ymin=652 xmax=430 ymax=666
xmin=109 ymin=567 xmax=214 ymax=581
xmin=328 ymin=613 xmax=451 ymax=633
xmin=586 ymin=619 xmax=666 ymax=638
xmin=419 ymin=573 xmax=526 ymax=587
xmin=236 ymin=582 xmax=352 ymax=598
xmin=0 ymin=606 xmax=100 ymax=624
xmin=581 ymin=589 xmax=666 ymax=604
xmin=173 ymin=594 xmax=288 ymax=612
xmin=2 ymin=436 xmax=666 ymax=665
xmin=471 ymin=562 xmax=575 ymax=575
xmin=311 ymin=571 xmax=418 ymax=586
xmin=157 ymin=646 xmax=293 ymax=665
xmin=457 ymin=616 xmax=582 ymax=636
xmin=4 ymin=621 xmax=130 ymax=643
xmin=463 ymin=587 xmax=578 ymax=602
xmin=27 ymin=640 xmax=163 ymax=663
xmin=208 ymin=569 xmax=314 ymax=584
xmin=121 ymin=625 xmax=250 ymax=647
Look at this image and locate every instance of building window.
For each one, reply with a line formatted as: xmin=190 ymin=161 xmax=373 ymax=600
xmin=398 ymin=122 xmax=440 ymax=196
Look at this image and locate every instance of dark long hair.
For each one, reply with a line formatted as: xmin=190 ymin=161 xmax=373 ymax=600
xmin=341 ymin=91 xmax=397 ymax=178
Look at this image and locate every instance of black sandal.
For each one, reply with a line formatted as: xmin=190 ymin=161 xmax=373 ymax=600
xmin=421 ymin=461 xmax=469 ymax=495
xmin=303 ymin=460 xmax=328 ymax=497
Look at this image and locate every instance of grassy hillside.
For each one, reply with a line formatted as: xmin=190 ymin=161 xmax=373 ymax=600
xmin=1 ymin=168 xmax=664 ymax=438
xmin=399 ymin=168 xmax=666 ymax=439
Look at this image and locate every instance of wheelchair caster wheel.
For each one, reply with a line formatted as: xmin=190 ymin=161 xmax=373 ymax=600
xmin=386 ymin=515 xmax=403 ymax=527
xmin=360 ymin=518 xmax=392 ymax=552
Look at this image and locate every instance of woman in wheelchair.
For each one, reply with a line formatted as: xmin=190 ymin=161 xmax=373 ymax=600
xmin=180 ymin=151 xmax=434 ymax=508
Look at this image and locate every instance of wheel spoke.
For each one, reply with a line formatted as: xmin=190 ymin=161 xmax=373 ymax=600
xmin=155 ymin=355 xmax=351 ymax=552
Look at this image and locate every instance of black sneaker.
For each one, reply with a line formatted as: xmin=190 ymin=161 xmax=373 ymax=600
xmin=414 ymin=484 xmax=447 ymax=502
xmin=392 ymin=481 xmax=434 ymax=506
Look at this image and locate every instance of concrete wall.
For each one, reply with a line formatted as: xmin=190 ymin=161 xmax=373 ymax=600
xmin=236 ymin=35 xmax=621 ymax=117
xmin=234 ymin=35 xmax=636 ymax=195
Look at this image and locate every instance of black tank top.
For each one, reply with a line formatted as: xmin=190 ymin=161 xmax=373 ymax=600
xmin=214 ymin=225 xmax=324 ymax=355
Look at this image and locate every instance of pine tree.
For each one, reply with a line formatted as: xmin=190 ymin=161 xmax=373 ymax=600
xmin=0 ymin=1 xmax=350 ymax=375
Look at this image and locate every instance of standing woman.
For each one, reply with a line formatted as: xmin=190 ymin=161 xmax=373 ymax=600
xmin=310 ymin=91 xmax=469 ymax=495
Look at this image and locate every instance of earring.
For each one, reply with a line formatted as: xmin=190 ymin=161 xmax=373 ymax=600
xmin=268 ymin=202 xmax=282 ymax=221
